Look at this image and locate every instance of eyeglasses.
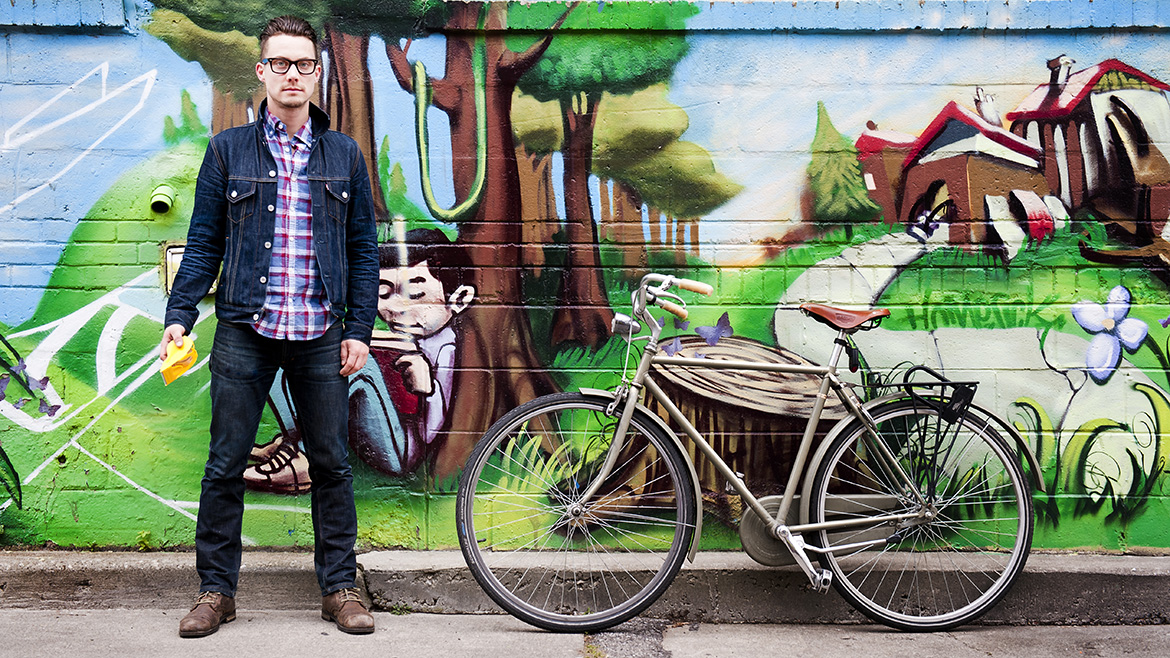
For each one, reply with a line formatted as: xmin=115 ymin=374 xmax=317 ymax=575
xmin=261 ymin=57 xmax=318 ymax=75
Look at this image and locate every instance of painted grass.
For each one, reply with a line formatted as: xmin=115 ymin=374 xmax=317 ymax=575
xmin=877 ymin=223 xmax=1170 ymax=548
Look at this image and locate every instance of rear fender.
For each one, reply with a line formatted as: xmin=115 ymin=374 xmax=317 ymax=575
xmin=798 ymin=392 xmax=1045 ymax=525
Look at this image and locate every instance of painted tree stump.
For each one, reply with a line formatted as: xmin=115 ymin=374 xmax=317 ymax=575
xmin=644 ymin=336 xmax=847 ymax=497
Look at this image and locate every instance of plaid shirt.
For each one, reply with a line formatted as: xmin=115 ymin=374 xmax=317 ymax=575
xmin=253 ymin=108 xmax=332 ymax=341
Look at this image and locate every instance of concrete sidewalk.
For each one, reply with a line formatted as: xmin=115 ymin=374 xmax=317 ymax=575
xmin=1 ymin=550 xmax=1167 ymax=626
xmin=3 ymin=610 xmax=1169 ymax=658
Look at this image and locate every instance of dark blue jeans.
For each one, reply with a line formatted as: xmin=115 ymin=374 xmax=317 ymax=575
xmin=197 ymin=320 xmax=357 ymax=597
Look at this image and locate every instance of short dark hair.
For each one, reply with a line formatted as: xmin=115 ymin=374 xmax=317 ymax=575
xmin=259 ymin=15 xmax=319 ymax=58
xmin=379 ymin=229 xmax=469 ymax=295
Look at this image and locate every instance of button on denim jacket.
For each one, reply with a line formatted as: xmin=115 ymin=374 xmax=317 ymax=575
xmin=165 ymin=101 xmax=379 ymax=345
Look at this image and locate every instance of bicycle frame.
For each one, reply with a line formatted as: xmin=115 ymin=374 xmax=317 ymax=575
xmin=577 ymin=274 xmax=1022 ymax=592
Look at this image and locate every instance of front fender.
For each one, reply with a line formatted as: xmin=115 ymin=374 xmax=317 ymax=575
xmin=579 ymin=387 xmax=705 ymax=562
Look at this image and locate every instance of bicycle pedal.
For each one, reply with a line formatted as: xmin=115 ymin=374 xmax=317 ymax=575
xmin=815 ymin=569 xmax=833 ymax=593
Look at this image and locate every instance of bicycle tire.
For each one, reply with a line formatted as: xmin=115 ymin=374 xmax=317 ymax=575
xmin=456 ymin=392 xmax=697 ymax=632
xmin=808 ymin=400 xmax=1032 ymax=631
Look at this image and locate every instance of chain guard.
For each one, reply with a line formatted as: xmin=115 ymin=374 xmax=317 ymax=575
xmin=738 ymin=495 xmax=799 ymax=567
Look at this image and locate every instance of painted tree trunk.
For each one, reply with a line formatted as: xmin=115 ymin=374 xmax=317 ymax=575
xmin=385 ymin=2 xmax=562 ymax=481
xmin=549 ymin=95 xmax=615 ymax=349
xmin=211 ymin=87 xmax=265 ymax=134
xmin=324 ymin=26 xmax=387 ymax=221
xmin=516 ymin=143 xmax=558 ymax=276
xmin=614 ymin=180 xmax=648 ymax=277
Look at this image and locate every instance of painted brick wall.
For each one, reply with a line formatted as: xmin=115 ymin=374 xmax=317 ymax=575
xmin=1 ymin=0 xmax=1169 ymax=554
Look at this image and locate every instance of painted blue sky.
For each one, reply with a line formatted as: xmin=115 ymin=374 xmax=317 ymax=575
xmin=371 ymin=27 xmax=1170 ymax=263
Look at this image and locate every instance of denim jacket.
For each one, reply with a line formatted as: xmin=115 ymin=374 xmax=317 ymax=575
xmin=165 ymin=101 xmax=379 ymax=345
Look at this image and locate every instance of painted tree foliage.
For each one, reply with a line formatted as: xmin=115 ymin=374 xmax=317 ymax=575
xmin=593 ymin=86 xmax=744 ymax=268
xmin=513 ymin=2 xmax=697 ymax=349
xmin=145 ymin=10 xmax=266 ymax=133
xmin=513 ymin=85 xmax=742 ymax=276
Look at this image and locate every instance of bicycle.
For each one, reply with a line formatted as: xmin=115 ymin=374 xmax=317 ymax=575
xmin=456 ymin=273 xmax=1036 ymax=633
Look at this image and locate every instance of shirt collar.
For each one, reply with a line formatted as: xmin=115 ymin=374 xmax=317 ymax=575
xmin=264 ymin=106 xmax=313 ymax=149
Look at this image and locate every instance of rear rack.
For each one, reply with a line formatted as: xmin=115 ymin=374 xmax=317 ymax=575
xmin=899 ymin=365 xmax=977 ymax=424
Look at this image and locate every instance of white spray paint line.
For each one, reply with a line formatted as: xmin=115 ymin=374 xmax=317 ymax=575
xmin=1 ymin=355 xmax=265 ymax=545
xmin=0 ymin=308 xmax=284 ymax=541
xmin=2 ymin=270 xmax=206 ymax=433
xmin=1 ymin=272 xmax=305 ymax=541
xmin=1 ymin=64 xmax=156 ymax=213
xmin=2 ymin=356 xmax=194 ymax=521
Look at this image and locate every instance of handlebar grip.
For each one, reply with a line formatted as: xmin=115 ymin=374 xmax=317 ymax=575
xmin=676 ymin=278 xmax=714 ymax=296
xmin=658 ymin=300 xmax=689 ymax=320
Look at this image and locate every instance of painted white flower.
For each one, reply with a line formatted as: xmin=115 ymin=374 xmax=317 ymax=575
xmin=1071 ymin=285 xmax=1148 ymax=383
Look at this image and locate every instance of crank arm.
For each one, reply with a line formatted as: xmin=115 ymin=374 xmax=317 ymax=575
xmin=775 ymin=526 xmax=833 ymax=593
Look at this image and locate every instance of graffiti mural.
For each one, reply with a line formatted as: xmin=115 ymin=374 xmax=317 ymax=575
xmin=2 ymin=1 xmax=1170 ymax=553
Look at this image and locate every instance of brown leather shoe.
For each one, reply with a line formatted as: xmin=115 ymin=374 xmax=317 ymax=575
xmin=321 ymin=587 xmax=375 ymax=634
xmin=179 ymin=591 xmax=236 ymax=638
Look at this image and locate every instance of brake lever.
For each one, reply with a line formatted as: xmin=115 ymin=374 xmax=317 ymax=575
xmin=649 ymin=289 xmax=686 ymax=306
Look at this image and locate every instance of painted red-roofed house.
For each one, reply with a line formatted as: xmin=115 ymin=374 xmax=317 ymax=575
xmin=895 ymin=100 xmax=1050 ymax=246
xmin=1005 ymin=56 xmax=1170 ymax=234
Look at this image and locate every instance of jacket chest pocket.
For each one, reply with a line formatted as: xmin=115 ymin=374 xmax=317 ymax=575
xmin=226 ymin=181 xmax=257 ymax=224
xmin=325 ymin=181 xmax=350 ymax=223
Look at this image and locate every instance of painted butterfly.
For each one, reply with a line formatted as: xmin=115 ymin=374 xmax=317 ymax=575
xmin=695 ymin=312 xmax=733 ymax=347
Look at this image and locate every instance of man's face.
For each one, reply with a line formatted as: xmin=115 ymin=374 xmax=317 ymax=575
xmin=378 ymin=262 xmax=456 ymax=338
xmin=256 ymin=34 xmax=320 ymax=112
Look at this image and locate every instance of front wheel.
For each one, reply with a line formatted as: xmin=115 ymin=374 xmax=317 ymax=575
xmin=809 ymin=400 xmax=1032 ymax=631
xmin=456 ymin=392 xmax=697 ymax=632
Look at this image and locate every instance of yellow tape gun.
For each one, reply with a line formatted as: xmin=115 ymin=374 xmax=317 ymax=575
xmin=161 ymin=338 xmax=198 ymax=385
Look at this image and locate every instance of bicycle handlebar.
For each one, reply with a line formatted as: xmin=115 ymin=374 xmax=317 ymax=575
xmin=657 ymin=299 xmax=689 ymax=320
xmin=675 ymin=278 xmax=713 ymax=296
xmin=630 ymin=273 xmax=714 ymax=329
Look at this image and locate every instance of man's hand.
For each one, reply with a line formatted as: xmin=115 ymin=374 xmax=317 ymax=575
xmin=396 ymin=353 xmax=434 ymax=395
xmin=159 ymin=324 xmax=188 ymax=360
xmin=340 ymin=339 xmax=370 ymax=377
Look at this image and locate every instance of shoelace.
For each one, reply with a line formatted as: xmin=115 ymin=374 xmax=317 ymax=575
xmin=194 ymin=591 xmax=220 ymax=606
xmin=335 ymin=588 xmax=362 ymax=603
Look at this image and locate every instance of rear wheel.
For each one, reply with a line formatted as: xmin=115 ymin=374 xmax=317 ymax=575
xmin=456 ymin=393 xmax=697 ymax=632
xmin=809 ymin=401 xmax=1032 ymax=631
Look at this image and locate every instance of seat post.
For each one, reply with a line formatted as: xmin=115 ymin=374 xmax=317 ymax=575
xmin=824 ymin=330 xmax=849 ymax=370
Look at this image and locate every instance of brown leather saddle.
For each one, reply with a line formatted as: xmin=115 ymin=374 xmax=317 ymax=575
xmin=799 ymin=303 xmax=890 ymax=331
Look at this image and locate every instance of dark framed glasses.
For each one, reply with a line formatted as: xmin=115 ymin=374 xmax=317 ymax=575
xmin=261 ymin=57 xmax=318 ymax=75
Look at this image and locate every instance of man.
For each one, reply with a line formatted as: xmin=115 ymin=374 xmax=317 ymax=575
xmin=159 ymin=15 xmax=379 ymax=638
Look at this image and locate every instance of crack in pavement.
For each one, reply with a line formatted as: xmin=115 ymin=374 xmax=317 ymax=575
xmin=585 ymin=618 xmax=672 ymax=658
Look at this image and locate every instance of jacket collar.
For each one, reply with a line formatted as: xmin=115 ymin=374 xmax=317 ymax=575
xmin=255 ymin=98 xmax=331 ymax=138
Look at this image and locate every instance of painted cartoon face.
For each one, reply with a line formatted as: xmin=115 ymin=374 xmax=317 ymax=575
xmin=256 ymin=34 xmax=320 ymax=113
xmin=378 ymin=261 xmax=455 ymax=338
